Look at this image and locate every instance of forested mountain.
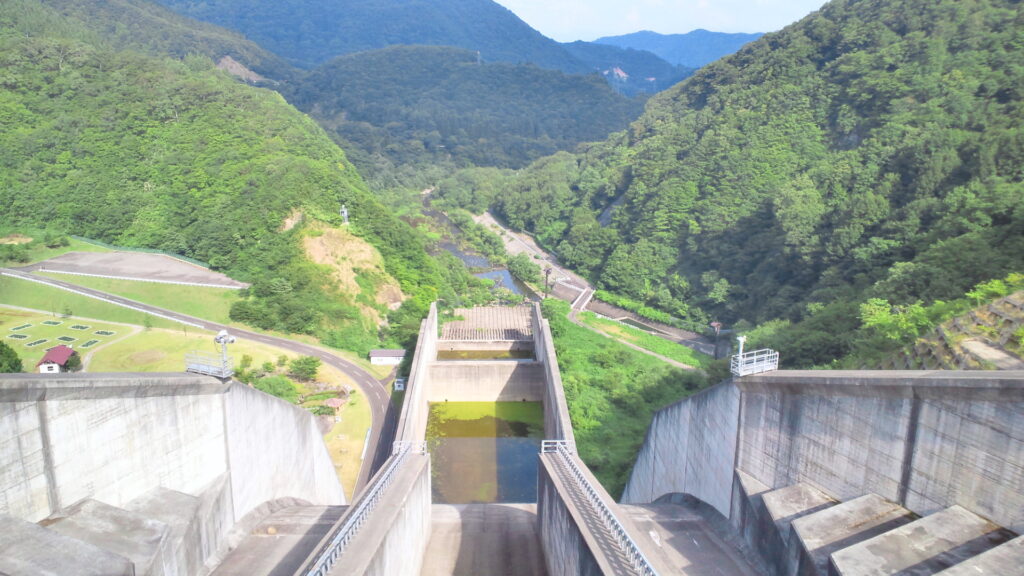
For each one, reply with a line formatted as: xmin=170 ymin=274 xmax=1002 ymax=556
xmin=441 ymin=0 xmax=1024 ymax=367
xmin=34 ymin=0 xmax=294 ymax=80
xmin=560 ymin=41 xmax=693 ymax=96
xmin=285 ymin=45 xmax=644 ymax=184
xmin=0 ymin=0 xmax=480 ymax=349
xmin=595 ymin=29 xmax=765 ymax=68
xmin=151 ymin=0 xmax=591 ymax=73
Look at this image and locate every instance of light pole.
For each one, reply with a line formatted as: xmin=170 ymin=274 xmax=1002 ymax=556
xmin=544 ymin=266 xmax=553 ymax=298
xmin=215 ymin=330 xmax=236 ymax=376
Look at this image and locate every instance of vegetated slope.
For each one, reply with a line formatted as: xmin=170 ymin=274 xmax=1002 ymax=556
xmin=0 ymin=1 xmax=465 ymax=351
xmin=560 ymin=41 xmax=693 ymax=96
xmin=452 ymin=0 xmax=1024 ymax=367
xmin=595 ymin=29 xmax=765 ymax=68
xmin=150 ymin=0 xmax=591 ymax=73
xmin=29 ymin=0 xmax=294 ymax=80
xmin=285 ymin=45 xmax=644 ymax=181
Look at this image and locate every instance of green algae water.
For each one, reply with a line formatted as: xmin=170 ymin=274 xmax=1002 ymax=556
xmin=427 ymin=402 xmax=544 ymax=503
xmin=435 ymin=349 xmax=535 ymax=360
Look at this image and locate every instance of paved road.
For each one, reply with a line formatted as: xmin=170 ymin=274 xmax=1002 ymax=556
xmin=1 ymin=267 xmax=394 ymax=496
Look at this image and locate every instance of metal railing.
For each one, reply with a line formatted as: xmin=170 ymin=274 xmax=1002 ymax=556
xmin=730 ymin=348 xmax=779 ymax=376
xmin=185 ymin=351 xmax=234 ymax=378
xmin=301 ymin=441 xmax=427 ymax=576
xmin=541 ymin=440 xmax=659 ymax=576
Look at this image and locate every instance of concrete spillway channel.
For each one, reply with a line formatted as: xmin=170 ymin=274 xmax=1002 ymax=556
xmin=295 ymin=303 xmax=760 ymax=576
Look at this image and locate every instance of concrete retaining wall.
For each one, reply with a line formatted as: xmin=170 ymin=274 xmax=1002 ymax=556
xmin=622 ymin=381 xmax=740 ymax=517
xmin=532 ymin=304 xmax=575 ymax=443
xmin=396 ymin=304 xmax=438 ymax=444
xmin=223 ymin=382 xmax=345 ymax=520
xmin=426 ymin=362 xmax=544 ymax=402
xmin=0 ymin=372 xmax=345 ymax=538
xmin=537 ymin=457 xmax=604 ymax=576
xmin=738 ymin=370 xmax=1024 ymax=532
xmin=339 ymin=454 xmax=432 ymax=575
xmin=0 ymin=374 xmax=230 ymax=522
xmin=622 ymin=370 xmax=1024 ymax=534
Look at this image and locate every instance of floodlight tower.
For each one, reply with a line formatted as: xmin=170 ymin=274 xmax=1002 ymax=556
xmin=215 ymin=329 xmax=235 ymax=376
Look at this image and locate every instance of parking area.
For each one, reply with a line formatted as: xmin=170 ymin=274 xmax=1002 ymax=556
xmin=31 ymin=251 xmax=248 ymax=288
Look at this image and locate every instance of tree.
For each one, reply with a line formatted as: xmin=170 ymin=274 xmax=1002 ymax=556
xmin=254 ymin=375 xmax=299 ymax=403
xmin=0 ymin=342 xmax=22 ymax=373
xmin=64 ymin=352 xmax=82 ymax=372
xmin=288 ymin=355 xmax=321 ymax=381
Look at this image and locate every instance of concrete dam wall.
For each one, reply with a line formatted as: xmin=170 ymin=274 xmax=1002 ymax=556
xmin=623 ymin=370 xmax=1024 ymax=574
xmin=0 ymin=373 xmax=345 ymax=575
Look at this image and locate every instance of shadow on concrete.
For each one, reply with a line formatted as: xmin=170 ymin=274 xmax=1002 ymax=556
xmin=423 ymin=504 xmax=547 ymax=576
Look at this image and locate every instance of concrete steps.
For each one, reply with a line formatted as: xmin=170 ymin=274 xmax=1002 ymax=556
xmin=786 ymin=493 xmax=917 ymax=576
xmin=45 ymin=498 xmax=173 ymax=576
xmin=731 ymin=471 xmax=1021 ymax=576
xmin=0 ymin=514 xmax=134 ymax=575
xmin=828 ymin=505 xmax=1016 ymax=575
xmin=935 ymin=535 xmax=1024 ymax=575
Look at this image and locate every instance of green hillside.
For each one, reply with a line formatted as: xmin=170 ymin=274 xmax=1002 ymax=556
xmin=446 ymin=0 xmax=1024 ymax=366
xmin=151 ymin=0 xmax=591 ymax=73
xmin=286 ymin=45 xmax=644 ymax=182
xmin=560 ymin=41 xmax=693 ymax=96
xmin=24 ymin=0 xmax=293 ymax=80
xmin=0 ymin=0 xmax=485 ymax=350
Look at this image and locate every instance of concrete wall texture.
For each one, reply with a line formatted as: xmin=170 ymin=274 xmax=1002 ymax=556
xmin=622 ymin=382 xmax=740 ymax=517
xmin=537 ymin=457 xmax=603 ymax=576
xmin=622 ymin=370 xmax=1024 ymax=533
xmin=426 ymin=361 xmax=544 ymax=402
xmin=0 ymin=372 xmax=345 ymax=530
xmin=336 ymin=454 xmax=432 ymax=576
xmin=396 ymin=304 xmax=438 ymax=445
xmin=532 ymin=304 xmax=575 ymax=444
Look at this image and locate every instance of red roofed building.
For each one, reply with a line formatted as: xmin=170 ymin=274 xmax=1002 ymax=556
xmin=36 ymin=345 xmax=77 ymax=374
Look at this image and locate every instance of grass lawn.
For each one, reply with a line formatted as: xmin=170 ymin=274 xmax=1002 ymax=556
xmin=0 ymin=275 xmax=181 ymax=330
xmin=0 ymin=230 xmax=111 ymax=266
xmin=322 ymin=391 xmax=373 ymax=499
xmin=578 ymin=311 xmax=710 ymax=368
xmin=37 ymin=272 xmax=240 ymax=325
xmin=0 ymin=307 xmax=128 ymax=369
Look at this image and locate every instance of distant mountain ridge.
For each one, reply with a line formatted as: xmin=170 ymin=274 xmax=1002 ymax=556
xmin=560 ymin=41 xmax=694 ymax=96
xmin=151 ymin=0 xmax=591 ymax=72
xmin=595 ymin=29 xmax=764 ymax=68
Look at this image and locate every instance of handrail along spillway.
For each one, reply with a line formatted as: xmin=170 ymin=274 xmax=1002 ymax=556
xmin=298 ymin=441 xmax=428 ymax=576
xmin=541 ymin=440 xmax=659 ymax=576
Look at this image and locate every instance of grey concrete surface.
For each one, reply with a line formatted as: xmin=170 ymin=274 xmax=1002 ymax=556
xmin=829 ymin=505 xmax=1016 ymax=575
xmin=30 ymin=251 xmax=248 ymax=288
xmin=441 ymin=306 xmax=533 ymax=341
xmin=532 ymin=304 xmax=575 ymax=443
xmin=427 ymin=361 xmax=545 ymax=402
xmin=395 ymin=304 xmax=438 ymax=445
xmin=537 ymin=454 xmax=613 ymax=576
xmin=422 ymin=504 xmax=548 ymax=576
xmin=125 ymin=487 xmax=201 ymax=576
xmin=621 ymin=503 xmax=762 ymax=576
xmin=224 ymin=383 xmax=345 ymax=521
xmin=788 ymin=493 xmax=916 ymax=576
xmin=327 ymin=454 xmax=432 ymax=576
xmin=622 ymin=382 xmax=741 ymax=517
xmin=210 ymin=505 xmax=347 ymax=576
xmin=761 ymin=483 xmax=836 ymax=551
xmin=47 ymin=499 xmax=171 ymax=576
xmin=936 ymin=535 xmax=1024 ymax=575
xmin=0 ymin=514 xmax=133 ymax=576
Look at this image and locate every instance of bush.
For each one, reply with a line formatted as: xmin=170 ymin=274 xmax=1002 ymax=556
xmin=254 ymin=375 xmax=299 ymax=403
xmin=288 ymin=355 xmax=321 ymax=381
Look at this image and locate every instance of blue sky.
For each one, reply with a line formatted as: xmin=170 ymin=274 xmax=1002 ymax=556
xmin=493 ymin=0 xmax=828 ymax=42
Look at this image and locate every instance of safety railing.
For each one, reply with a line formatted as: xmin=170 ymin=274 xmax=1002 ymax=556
xmin=541 ymin=440 xmax=658 ymax=576
xmin=184 ymin=351 xmax=233 ymax=378
xmin=730 ymin=348 xmax=779 ymax=376
xmin=300 ymin=441 xmax=428 ymax=576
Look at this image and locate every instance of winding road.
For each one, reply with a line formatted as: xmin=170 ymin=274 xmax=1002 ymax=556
xmin=0 ymin=267 xmax=395 ymax=496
